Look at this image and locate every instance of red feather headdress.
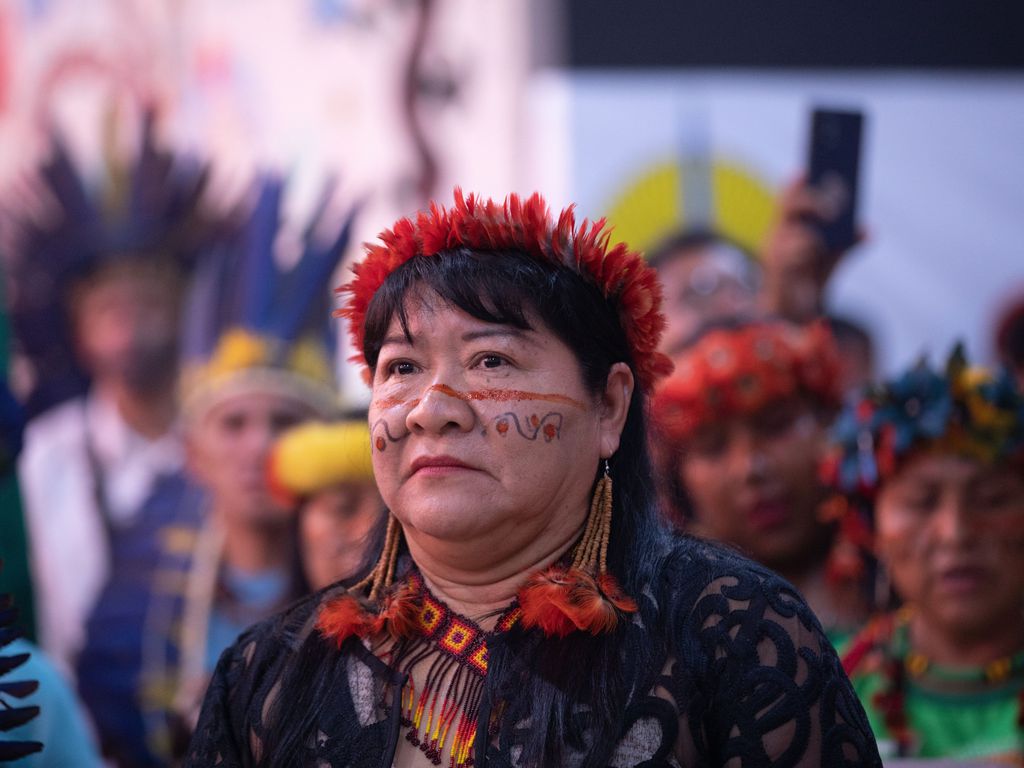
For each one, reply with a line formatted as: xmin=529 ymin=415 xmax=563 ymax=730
xmin=337 ymin=189 xmax=673 ymax=392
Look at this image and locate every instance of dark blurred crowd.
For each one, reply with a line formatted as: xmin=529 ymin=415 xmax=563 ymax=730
xmin=0 ymin=111 xmax=1022 ymax=766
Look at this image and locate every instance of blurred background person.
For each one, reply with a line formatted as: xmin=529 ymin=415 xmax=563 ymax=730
xmin=651 ymin=317 xmax=871 ymax=644
xmin=1 ymin=112 xmax=213 ymax=685
xmin=828 ymin=346 xmax=1024 ymax=762
xmin=647 ymin=229 xmax=760 ymax=356
xmin=160 ymin=174 xmax=355 ymax=753
xmin=648 ymin=175 xmax=876 ymax=399
xmin=268 ymin=419 xmax=384 ymax=591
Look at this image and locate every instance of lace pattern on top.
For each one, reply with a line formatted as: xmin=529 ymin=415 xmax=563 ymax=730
xmin=185 ymin=537 xmax=881 ymax=767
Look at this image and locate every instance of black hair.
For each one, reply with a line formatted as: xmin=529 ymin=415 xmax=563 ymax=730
xmin=259 ymin=247 xmax=672 ymax=766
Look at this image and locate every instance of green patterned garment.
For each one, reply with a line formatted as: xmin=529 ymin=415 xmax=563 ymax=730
xmin=845 ymin=614 xmax=1023 ymax=761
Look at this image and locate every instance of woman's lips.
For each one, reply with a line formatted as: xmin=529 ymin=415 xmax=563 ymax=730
xmin=409 ymin=455 xmax=480 ymax=478
xmin=936 ymin=565 xmax=989 ymax=596
xmin=746 ymin=499 xmax=791 ymax=531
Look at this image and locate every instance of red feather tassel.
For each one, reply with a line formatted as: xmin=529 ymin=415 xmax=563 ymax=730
xmin=518 ymin=568 xmax=580 ymax=637
xmin=378 ymin=581 xmax=421 ymax=639
xmin=316 ymin=594 xmax=382 ymax=646
xmin=519 ymin=567 xmax=637 ymax=638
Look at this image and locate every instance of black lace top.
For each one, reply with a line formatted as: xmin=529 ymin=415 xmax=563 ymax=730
xmin=185 ymin=537 xmax=881 ymax=767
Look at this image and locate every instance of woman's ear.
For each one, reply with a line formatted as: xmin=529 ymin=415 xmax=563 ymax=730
xmin=598 ymin=362 xmax=634 ymax=459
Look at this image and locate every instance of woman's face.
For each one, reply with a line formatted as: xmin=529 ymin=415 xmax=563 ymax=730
xmin=679 ymin=398 xmax=831 ymax=574
xmin=368 ymin=289 xmax=628 ymax=568
xmin=72 ymin=264 xmax=181 ymax=393
xmin=188 ymin=392 xmax=314 ymax=524
xmin=876 ymin=453 xmax=1024 ymax=641
xmin=300 ymin=482 xmax=384 ymax=591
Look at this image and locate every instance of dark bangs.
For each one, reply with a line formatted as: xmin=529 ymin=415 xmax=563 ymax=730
xmin=361 ymin=247 xmax=633 ymax=395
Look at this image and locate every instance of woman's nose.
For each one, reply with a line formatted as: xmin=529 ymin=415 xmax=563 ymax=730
xmin=728 ymin=431 xmax=770 ymax=484
xmin=406 ymin=382 xmax=476 ymax=436
xmin=932 ymin=496 xmax=972 ymax=544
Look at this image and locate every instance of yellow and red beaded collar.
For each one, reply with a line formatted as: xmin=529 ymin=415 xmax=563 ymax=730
xmin=337 ymin=188 xmax=673 ymax=392
xmin=652 ymin=319 xmax=842 ymax=442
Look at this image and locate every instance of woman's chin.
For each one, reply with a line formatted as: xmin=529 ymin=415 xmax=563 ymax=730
xmin=397 ymin=501 xmax=504 ymax=546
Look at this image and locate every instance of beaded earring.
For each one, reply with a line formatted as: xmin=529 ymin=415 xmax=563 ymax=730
xmin=517 ymin=460 xmax=637 ymax=637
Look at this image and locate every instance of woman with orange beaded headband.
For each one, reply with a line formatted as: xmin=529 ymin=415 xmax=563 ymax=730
xmin=650 ymin=317 xmax=872 ymax=647
xmin=185 ymin=190 xmax=880 ymax=768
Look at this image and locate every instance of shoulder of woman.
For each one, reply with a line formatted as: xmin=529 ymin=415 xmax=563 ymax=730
xmin=653 ymin=535 xmax=823 ymax=647
xmin=655 ymin=534 xmax=802 ymax=603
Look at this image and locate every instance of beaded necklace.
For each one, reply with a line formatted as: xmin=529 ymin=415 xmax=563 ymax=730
xmin=384 ymin=571 xmax=521 ymax=768
xmin=857 ymin=611 xmax=1024 ymax=759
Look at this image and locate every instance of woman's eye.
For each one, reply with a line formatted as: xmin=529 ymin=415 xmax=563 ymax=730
xmin=479 ymin=354 xmax=507 ymax=370
xmin=689 ymin=429 xmax=728 ymax=459
xmin=387 ymin=361 xmax=417 ymax=376
xmin=974 ymin=490 xmax=1014 ymax=511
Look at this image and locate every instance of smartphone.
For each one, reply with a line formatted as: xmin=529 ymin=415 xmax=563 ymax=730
xmin=807 ymin=108 xmax=864 ymax=252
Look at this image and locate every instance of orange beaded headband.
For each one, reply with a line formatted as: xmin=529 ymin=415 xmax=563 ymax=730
xmin=337 ymin=188 xmax=673 ymax=392
xmin=652 ymin=320 xmax=842 ymax=442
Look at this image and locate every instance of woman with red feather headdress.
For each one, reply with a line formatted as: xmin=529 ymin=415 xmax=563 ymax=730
xmin=184 ymin=190 xmax=880 ymax=767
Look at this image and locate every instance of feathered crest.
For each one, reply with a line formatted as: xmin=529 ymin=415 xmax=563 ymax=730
xmin=823 ymin=342 xmax=1024 ymax=498
xmin=179 ymin=175 xmax=359 ymax=418
xmin=338 ymin=189 xmax=672 ymax=391
xmin=0 ymin=112 xmax=214 ymax=417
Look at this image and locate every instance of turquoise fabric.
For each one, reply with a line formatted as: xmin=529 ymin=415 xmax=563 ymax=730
xmin=4 ymin=638 xmax=103 ymax=767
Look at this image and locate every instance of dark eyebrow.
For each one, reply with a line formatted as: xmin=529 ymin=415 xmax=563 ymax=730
xmin=379 ymin=326 xmax=538 ymax=350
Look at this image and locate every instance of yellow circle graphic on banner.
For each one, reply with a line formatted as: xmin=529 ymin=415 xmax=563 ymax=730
xmin=604 ymin=160 xmax=777 ymax=260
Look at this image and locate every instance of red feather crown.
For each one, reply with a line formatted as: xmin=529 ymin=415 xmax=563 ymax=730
xmin=337 ymin=189 xmax=673 ymax=392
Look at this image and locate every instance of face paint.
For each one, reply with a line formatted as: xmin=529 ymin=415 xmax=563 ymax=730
xmin=373 ymin=385 xmax=586 ymax=411
xmin=491 ymin=412 xmax=564 ymax=442
xmin=371 ymin=417 xmax=409 ymax=452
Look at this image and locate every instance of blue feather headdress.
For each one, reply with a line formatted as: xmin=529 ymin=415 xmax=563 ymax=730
xmin=823 ymin=344 xmax=1024 ymax=498
xmin=0 ymin=113 xmax=214 ymax=418
xmin=178 ymin=175 xmax=357 ymax=421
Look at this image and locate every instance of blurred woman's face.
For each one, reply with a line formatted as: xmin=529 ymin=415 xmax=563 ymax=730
xmin=188 ymin=392 xmax=314 ymax=524
xmin=300 ymin=482 xmax=383 ymax=591
xmin=679 ymin=398 xmax=831 ymax=574
xmin=72 ymin=264 xmax=181 ymax=393
xmin=876 ymin=453 xmax=1024 ymax=642
xmin=367 ymin=289 xmax=616 ymax=565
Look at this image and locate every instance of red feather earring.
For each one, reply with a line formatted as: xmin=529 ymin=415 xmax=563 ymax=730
xmin=518 ymin=460 xmax=637 ymax=637
xmin=316 ymin=514 xmax=414 ymax=645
